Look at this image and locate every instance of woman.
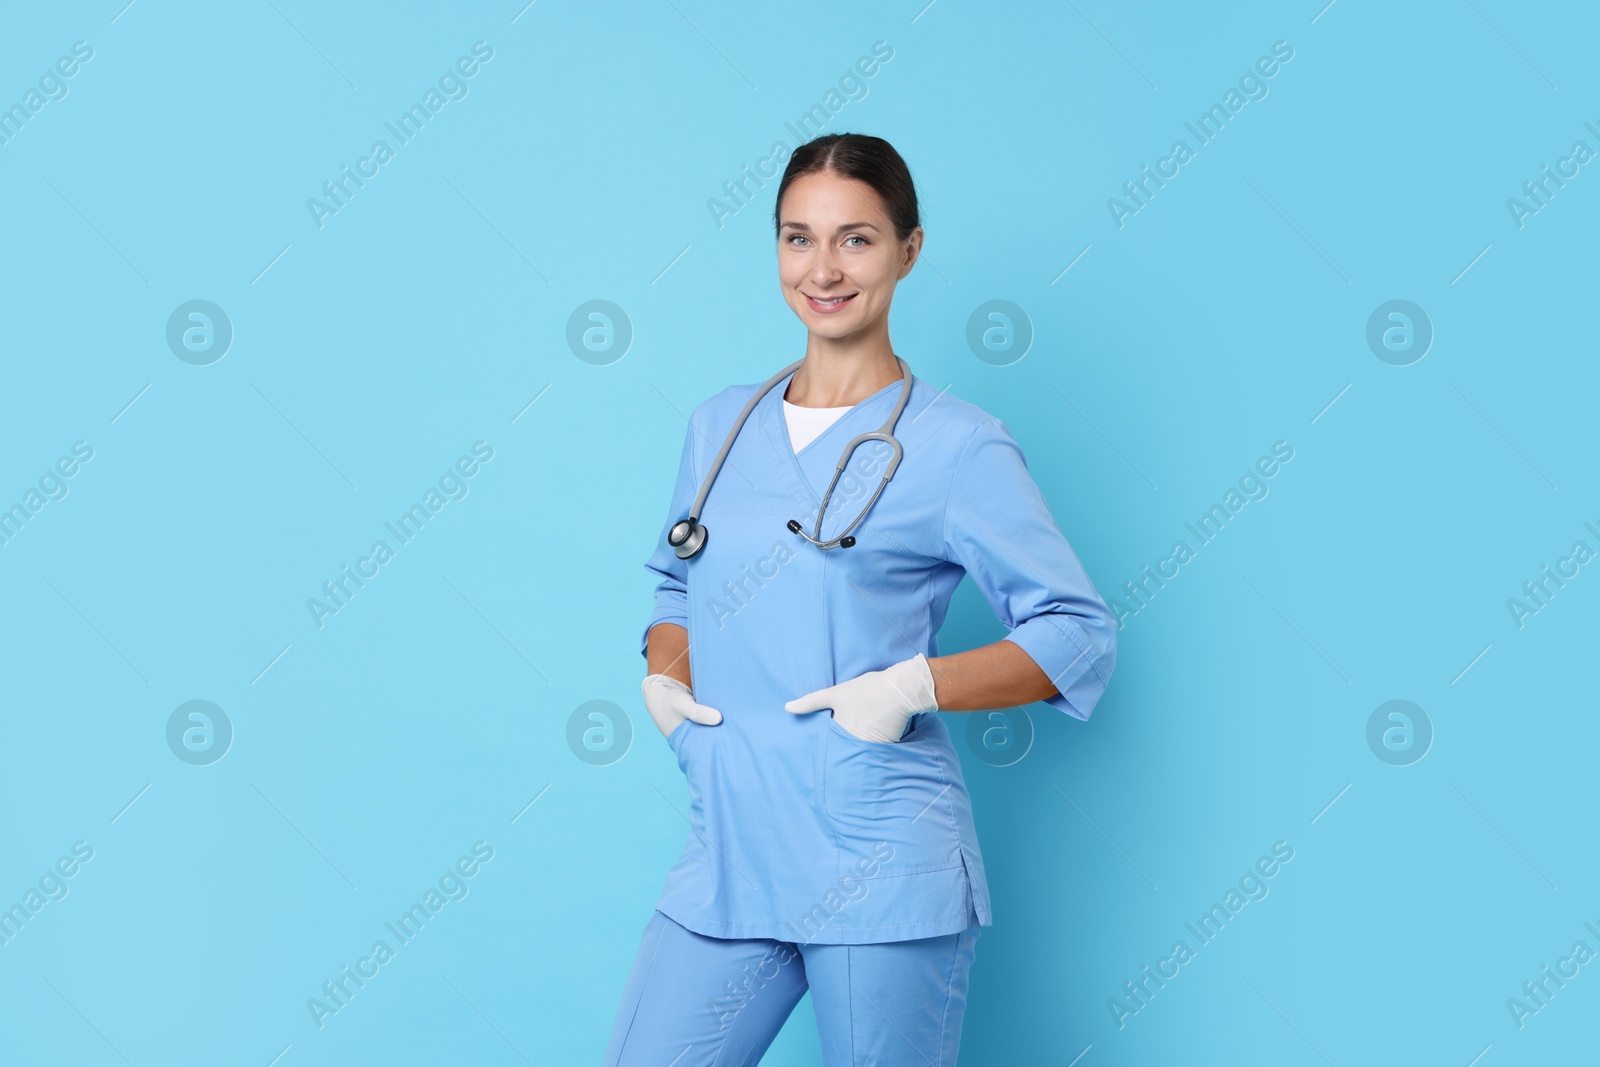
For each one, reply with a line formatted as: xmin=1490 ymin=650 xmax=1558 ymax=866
xmin=605 ymin=133 xmax=1117 ymax=1066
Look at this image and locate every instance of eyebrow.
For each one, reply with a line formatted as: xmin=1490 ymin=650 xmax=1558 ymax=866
xmin=779 ymin=221 xmax=881 ymax=233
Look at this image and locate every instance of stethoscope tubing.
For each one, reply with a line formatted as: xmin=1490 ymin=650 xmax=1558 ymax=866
xmin=672 ymin=356 xmax=914 ymax=558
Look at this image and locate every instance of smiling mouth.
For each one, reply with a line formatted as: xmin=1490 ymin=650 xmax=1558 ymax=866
xmin=805 ymin=292 xmax=858 ymax=313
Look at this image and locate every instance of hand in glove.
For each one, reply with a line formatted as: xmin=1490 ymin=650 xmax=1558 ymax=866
xmin=784 ymin=654 xmax=938 ymax=744
xmin=641 ymin=674 xmax=723 ymax=739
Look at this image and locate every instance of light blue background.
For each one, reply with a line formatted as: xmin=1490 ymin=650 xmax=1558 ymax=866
xmin=2 ymin=1 xmax=1596 ymax=1064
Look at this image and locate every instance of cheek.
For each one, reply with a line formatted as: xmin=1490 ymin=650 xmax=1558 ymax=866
xmin=853 ymin=271 xmax=894 ymax=303
xmin=777 ymin=257 xmax=808 ymax=289
xmin=860 ymin=254 xmax=901 ymax=287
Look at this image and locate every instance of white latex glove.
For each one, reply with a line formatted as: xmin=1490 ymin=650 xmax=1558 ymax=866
xmin=784 ymin=654 xmax=938 ymax=743
xmin=641 ymin=674 xmax=723 ymax=739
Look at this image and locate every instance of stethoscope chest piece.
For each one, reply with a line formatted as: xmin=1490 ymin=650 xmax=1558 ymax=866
xmin=669 ymin=518 xmax=706 ymax=560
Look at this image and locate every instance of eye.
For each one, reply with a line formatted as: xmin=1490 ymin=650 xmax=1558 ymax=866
xmin=844 ymin=235 xmax=869 ymax=247
xmin=785 ymin=234 xmax=811 ymax=247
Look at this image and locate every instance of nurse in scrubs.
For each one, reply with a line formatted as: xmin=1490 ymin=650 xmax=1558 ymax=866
xmin=605 ymin=132 xmax=1117 ymax=1066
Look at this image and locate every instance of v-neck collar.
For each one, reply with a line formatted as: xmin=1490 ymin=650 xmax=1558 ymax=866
xmin=781 ymin=398 xmax=855 ymax=457
xmin=757 ymin=367 xmax=912 ymax=512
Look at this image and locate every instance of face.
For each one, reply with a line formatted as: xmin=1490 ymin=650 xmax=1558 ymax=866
xmin=777 ymin=170 xmax=921 ymax=340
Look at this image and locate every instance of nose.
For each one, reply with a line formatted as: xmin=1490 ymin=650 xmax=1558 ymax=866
xmin=809 ymin=246 xmax=844 ymax=285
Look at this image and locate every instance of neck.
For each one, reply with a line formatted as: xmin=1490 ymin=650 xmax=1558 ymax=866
xmin=785 ymin=333 xmax=901 ymax=408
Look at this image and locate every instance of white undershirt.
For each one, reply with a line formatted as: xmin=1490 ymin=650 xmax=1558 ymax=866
xmin=782 ymin=399 xmax=854 ymax=453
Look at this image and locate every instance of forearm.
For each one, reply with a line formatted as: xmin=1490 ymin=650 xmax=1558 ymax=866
xmin=646 ymin=622 xmax=692 ymax=688
xmin=649 ymin=623 xmax=1054 ymax=710
xmin=927 ymin=639 xmax=1057 ymax=712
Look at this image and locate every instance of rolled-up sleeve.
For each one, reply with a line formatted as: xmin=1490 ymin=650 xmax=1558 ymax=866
xmin=639 ymin=414 xmax=700 ymax=658
xmin=941 ymin=417 xmax=1117 ymax=720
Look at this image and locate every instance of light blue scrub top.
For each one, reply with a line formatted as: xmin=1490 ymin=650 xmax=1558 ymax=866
xmin=639 ymin=367 xmax=1118 ymax=945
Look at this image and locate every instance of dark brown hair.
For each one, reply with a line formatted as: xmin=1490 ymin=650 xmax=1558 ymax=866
xmin=772 ymin=133 xmax=920 ymax=243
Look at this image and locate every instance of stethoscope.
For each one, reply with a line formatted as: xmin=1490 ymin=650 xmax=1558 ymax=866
xmin=669 ymin=356 xmax=914 ymax=560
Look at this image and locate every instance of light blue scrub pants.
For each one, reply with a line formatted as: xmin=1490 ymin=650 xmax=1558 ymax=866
xmin=603 ymin=910 xmax=980 ymax=1065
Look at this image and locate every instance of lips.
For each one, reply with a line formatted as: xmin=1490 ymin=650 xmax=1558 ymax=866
xmin=805 ymin=292 xmax=857 ymax=314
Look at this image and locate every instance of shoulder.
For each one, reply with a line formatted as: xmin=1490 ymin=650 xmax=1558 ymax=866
xmin=676 ymin=379 xmax=773 ymax=478
xmin=901 ymin=382 xmax=1048 ymax=499
xmin=901 ymin=379 xmax=1019 ymax=461
xmin=690 ymin=379 xmax=767 ymax=430
xmin=904 ymin=379 xmax=997 ymax=435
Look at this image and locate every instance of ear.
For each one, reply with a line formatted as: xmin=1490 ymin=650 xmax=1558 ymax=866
xmin=898 ymin=227 xmax=924 ymax=279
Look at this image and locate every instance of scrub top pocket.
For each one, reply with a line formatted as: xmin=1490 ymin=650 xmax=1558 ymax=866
xmin=824 ymin=708 xmax=915 ymax=745
xmin=666 ymin=716 xmax=707 ymax=775
xmin=822 ymin=711 xmax=964 ymax=878
xmin=665 ymin=716 xmax=693 ymax=750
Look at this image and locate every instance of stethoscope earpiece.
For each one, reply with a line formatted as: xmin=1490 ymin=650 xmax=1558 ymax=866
xmin=785 ymin=519 xmax=856 ymax=549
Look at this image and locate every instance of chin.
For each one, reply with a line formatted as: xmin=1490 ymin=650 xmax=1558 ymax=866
xmin=807 ymin=318 xmax=857 ymax=337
